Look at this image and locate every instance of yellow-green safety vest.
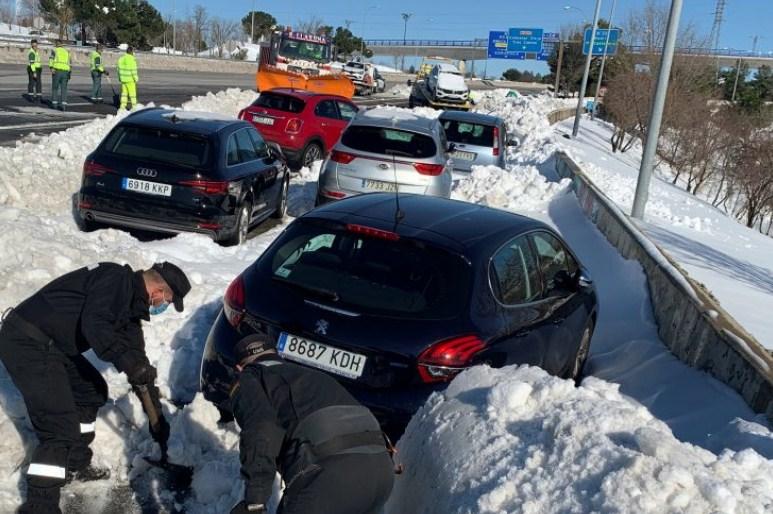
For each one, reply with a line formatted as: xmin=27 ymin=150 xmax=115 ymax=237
xmin=28 ymin=48 xmax=41 ymax=71
xmin=90 ymin=51 xmax=105 ymax=73
xmin=117 ymin=53 xmax=138 ymax=83
xmin=49 ymin=47 xmax=71 ymax=72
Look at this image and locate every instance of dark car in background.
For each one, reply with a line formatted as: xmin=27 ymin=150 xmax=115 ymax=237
xmin=77 ymin=108 xmax=289 ymax=246
xmin=200 ymin=193 xmax=597 ymax=432
xmin=238 ymin=88 xmax=358 ymax=170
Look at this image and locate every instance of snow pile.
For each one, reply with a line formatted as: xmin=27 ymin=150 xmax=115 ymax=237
xmin=385 ymin=365 xmax=773 ymax=514
xmin=388 ymin=84 xmax=412 ymax=97
xmin=362 ymin=105 xmax=440 ymax=120
xmin=173 ymin=88 xmax=258 ymax=118
xmin=452 ymin=165 xmax=570 ymax=213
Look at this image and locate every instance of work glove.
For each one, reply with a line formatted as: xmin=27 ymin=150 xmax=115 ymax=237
xmin=230 ymin=501 xmax=267 ymax=514
xmin=127 ymin=362 xmax=157 ymax=386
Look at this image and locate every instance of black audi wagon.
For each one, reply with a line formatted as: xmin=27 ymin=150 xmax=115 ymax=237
xmin=77 ymin=108 xmax=289 ymax=245
xmin=200 ymin=193 xmax=597 ymax=430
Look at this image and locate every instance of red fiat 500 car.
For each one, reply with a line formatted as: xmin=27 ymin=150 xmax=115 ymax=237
xmin=239 ymin=88 xmax=359 ymax=170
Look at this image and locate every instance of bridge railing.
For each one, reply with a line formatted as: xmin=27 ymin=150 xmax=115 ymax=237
xmin=364 ymin=39 xmax=770 ymax=58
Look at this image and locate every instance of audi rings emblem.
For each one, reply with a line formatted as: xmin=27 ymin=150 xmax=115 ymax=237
xmin=136 ymin=167 xmax=158 ymax=178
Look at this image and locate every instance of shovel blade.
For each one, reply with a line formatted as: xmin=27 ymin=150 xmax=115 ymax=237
xmin=143 ymin=457 xmax=194 ymax=492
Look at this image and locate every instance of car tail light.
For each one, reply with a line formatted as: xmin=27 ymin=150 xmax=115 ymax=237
xmin=417 ymin=335 xmax=485 ymax=383
xmin=346 ymin=223 xmax=400 ymax=241
xmin=78 ymin=201 xmax=92 ymax=209
xmin=321 ymin=189 xmax=346 ymax=199
xmin=285 ymin=118 xmax=303 ymax=134
xmin=223 ymin=275 xmax=245 ymax=327
xmin=330 ymin=150 xmax=356 ymax=164
xmin=83 ymin=160 xmax=113 ymax=176
xmin=493 ymin=126 xmax=500 ymax=157
xmin=413 ymin=163 xmax=445 ymax=176
xmin=181 ymin=180 xmax=229 ymax=195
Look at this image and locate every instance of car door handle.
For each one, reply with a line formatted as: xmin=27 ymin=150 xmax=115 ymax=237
xmin=552 ymin=318 xmax=565 ymax=325
xmin=515 ymin=329 xmax=531 ymax=338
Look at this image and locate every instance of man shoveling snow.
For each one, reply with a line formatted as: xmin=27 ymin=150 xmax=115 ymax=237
xmin=0 ymin=261 xmax=191 ymax=514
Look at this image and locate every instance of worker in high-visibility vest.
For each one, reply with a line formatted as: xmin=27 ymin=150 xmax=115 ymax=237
xmin=89 ymin=44 xmax=109 ymax=103
xmin=48 ymin=40 xmax=71 ymax=111
xmin=117 ymin=46 xmax=139 ymax=110
xmin=26 ymin=39 xmax=42 ymax=102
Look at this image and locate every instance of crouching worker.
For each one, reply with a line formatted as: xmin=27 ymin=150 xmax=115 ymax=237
xmin=0 ymin=261 xmax=191 ymax=514
xmin=229 ymin=335 xmax=395 ymax=514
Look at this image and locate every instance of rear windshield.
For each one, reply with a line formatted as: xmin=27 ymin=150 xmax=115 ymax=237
xmin=253 ymin=93 xmax=305 ymax=113
xmin=102 ymin=126 xmax=211 ymax=167
xmin=260 ymin=219 xmax=471 ymax=319
xmin=341 ymin=125 xmax=437 ymax=158
xmin=441 ymin=120 xmax=495 ymax=147
xmin=346 ymin=62 xmax=365 ymax=69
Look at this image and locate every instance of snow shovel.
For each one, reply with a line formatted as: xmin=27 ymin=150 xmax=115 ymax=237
xmin=104 ymin=74 xmax=119 ymax=108
xmin=135 ymin=384 xmax=194 ymax=492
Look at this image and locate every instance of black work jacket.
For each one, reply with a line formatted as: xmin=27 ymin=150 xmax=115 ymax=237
xmin=15 ymin=262 xmax=151 ymax=374
xmin=230 ymin=357 xmax=384 ymax=505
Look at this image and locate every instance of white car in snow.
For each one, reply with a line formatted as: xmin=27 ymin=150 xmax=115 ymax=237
xmin=426 ymin=63 xmax=469 ymax=104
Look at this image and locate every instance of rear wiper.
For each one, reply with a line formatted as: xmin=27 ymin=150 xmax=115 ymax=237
xmin=271 ymin=275 xmax=340 ymax=302
xmin=385 ymin=149 xmax=413 ymax=158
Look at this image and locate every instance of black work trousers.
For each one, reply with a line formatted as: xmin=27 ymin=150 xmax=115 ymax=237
xmin=0 ymin=317 xmax=107 ymax=504
xmin=279 ymin=452 xmax=394 ymax=514
xmin=27 ymin=66 xmax=42 ymax=96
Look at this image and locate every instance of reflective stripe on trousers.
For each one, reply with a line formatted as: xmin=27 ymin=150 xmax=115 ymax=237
xmin=27 ymin=463 xmax=67 ymax=480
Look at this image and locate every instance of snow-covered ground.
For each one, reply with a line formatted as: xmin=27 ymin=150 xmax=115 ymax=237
xmin=556 ymin=117 xmax=773 ymax=351
xmin=0 ymin=88 xmax=771 ymax=513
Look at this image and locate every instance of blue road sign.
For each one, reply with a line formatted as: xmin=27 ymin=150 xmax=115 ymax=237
xmin=488 ymin=31 xmax=509 ymax=59
xmin=538 ymin=32 xmax=560 ymax=61
xmin=582 ymin=28 xmax=621 ymax=56
xmin=507 ymin=28 xmax=544 ymax=53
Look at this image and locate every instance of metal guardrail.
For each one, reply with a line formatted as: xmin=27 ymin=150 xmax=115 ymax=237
xmin=364 ymin=39 xmax=771 ymax=58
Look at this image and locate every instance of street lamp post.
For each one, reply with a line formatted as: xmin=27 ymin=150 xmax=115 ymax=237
xmin=251 ymin=0 xmax=255 ymax=43
xmin=401 ymin=12 xmax=412 ymax=71
xmin=571 ymin=0 xmax=603 ymax=138
xmin=631 ymin=0 xmax=684 ymax=219
xmin=591 ymin=0 xmax=617 ymax=120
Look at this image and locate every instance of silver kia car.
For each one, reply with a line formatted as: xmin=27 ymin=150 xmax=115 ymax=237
xmin=439 ymin=111 xmax=518 ymax=177
xmin=316 ymin=109 xmax=453 ymax=205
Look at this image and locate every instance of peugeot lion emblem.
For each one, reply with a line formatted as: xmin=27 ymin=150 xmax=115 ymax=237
xmin=315 ymin=319 xmax=329 ymax=336
xmin=136 ymin=167 xmax=158 ymax=178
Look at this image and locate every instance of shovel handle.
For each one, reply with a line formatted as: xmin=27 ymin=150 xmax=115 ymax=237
xmin=135 ymin=384 xmax=161 ymax=430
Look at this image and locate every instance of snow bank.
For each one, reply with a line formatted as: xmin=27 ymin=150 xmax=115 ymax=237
xmin=386 ymin=365 xmax=773 ymax=514
xmin=452 ymin=165 xmax=570 ymax=213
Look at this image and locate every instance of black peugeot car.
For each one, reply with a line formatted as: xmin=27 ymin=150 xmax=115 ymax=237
xmin=77 ymin=108 xmax=289 ymax=245
xmin=200 ymin=193 xmax=597 ymax=430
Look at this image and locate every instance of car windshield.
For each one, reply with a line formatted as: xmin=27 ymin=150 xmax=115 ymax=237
xmin=260 ymin=218 xmax=471 ymax=319
xmin=346 ymin=62 xmax=365 ymax=69
xmin=341 ymin=125 xmax=437 ymax=158
xmin=102 ymin=126 xmax=211 ymax=168
xmin=442 ymin=120 xmax=495 ymax=147
xmin=279 ymin=38 xmax=327 ymax=62
xmin=253 ymin=93 xmax=306 ymax=113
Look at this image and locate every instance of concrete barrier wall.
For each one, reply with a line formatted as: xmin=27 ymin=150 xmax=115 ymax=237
xmin=553 ymin=151 xmax=773 ymax=423
xmin=0 ymin=43 xmax=259 ymax=73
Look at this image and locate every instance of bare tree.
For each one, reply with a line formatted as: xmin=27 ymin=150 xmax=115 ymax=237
xmin=295 ymin=15 xmax=325 ymax=35
xmin=209 ymin=17 xmax=238 ymax=58
xmin=192 ymin=4 xmax=208 ymax=53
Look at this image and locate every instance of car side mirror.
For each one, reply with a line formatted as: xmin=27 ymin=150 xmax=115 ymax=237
xmin=447 ymin=142 xmax=456 ymax=153
xmin=406 ymin=79 xmax=413 ymax=86
xmin=507 ymin=137 xmax=520 ymax=148
xmin=266 ymin=142 xmax=286 ymax=163
xmin=577 ymin=270 xmax=593 ymax=291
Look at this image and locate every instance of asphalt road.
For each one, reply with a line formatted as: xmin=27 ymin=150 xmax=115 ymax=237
xmin=0 ymin=63 xmax=256 ymax=146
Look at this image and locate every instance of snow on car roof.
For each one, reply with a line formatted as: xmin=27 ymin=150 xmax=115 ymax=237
xmin=362 ymin=107 xmax=420 ymax=122
xmin=436 ymin=63 xmax=461 ymax=73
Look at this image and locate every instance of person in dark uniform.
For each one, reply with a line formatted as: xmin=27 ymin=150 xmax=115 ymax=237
xmin=229 ymin=335 xmax=395 ymax=514
xmin=0 ymin=261 xmax=191 ymax=514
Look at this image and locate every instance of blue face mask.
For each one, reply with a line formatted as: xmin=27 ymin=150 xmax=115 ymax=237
xmin=149 ymin=301 xmax=170 ymax=316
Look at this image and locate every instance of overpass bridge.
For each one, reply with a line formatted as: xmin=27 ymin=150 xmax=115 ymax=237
xmin=364 ymin=39 xmax=773 ymax=68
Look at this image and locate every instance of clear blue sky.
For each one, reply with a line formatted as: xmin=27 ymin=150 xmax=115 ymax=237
xmin=150 ymin=0 xmax=772 ymax=78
